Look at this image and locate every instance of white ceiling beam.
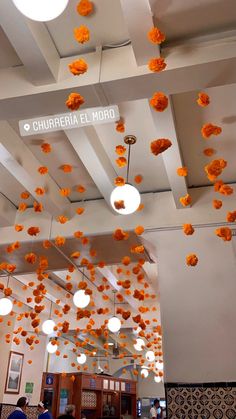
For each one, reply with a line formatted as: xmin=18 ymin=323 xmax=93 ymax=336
xmin=0 ymin=33 xmax=236 ymax=118
xmin=142 ymin=262 xmax=159 ymax=295
xmin=149 ymin=97 xmax=188 ymax=208
xmin=64 ymin=127 xmax=117 ymax=209
xmin=0 ymin=122 xmax=70 ymax=217
xmin=0 ymin=0 xmax=59 ymax=85
xmin=119 ymin=0 xmax=160 ymax=66
xmin=0 ymin=193 xmax=16 ymax=226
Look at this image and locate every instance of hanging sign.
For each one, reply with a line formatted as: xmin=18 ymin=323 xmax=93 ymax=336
xmin=19 ymin=105 xmax=120 ymax=137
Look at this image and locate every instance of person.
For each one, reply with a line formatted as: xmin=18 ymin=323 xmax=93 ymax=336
xmin=7 ymin=397 xmax=28 ymax=419
xmin=38 ymin=402 xmax=52 ymax=419
xmin=149 ymin=399 xmax=162 ymax=419
xmin=57 ymin=405 xmax=75 ymax=419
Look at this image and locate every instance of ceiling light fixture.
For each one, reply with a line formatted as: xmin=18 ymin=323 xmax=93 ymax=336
xmin=12 ymin=0 xmax=69 ymax=22
xmin=141 ymin=368 xmax=149 ymax=378
xmin=110 ymin=135 xmax=141 ymax=215
xmin=77 ymin=353 xmax=87 ymax=365
xmin=42 ymin=301 xmax=56 ymax=335
xmin=0 ymin=276 xmax=13 ymax=316
xmin=47 ymin=340 xmax=57 ymax=354
xmin=133 ymin=338 xmax=145 ymax=351
xmin=154 ymin=375 xmax=162 ymax=383
xmin=73 ymin=289 xmax=90 ymax=309
xmin=108 ymin=290 xmax=121 ymax=333
xmin=155 ymin=361 xmax=164 ymax=370
xmin=146 ymin=350 xmax=155 ymax=362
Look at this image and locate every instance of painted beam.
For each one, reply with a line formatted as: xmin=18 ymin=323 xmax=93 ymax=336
xmin=0 ymin=193 xmax=16 ymax=227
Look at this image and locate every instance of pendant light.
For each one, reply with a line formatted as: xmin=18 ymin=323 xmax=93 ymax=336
xmin=47 ymin=340 xmax=57 ymax=354
xmin=133 ymin=338 xmax=145 ymax=351
xmin=12 ymin=0 xmax=69 ymax=22
xmin=141 ymin=367 xmax=149 ymax=378
xmin=146 ymin=350 xmax=155 ymax=362
xmin=108 ymin=291 xmax=121 ymax=333
xmin=110 ymin=135 xmax=141 ymax=215
xmin=42 ymin=301 xmax=56 ymax=335
xmin=0 ymin=276 xmax=13 ymax=316
xmin=154 ymin=375 xmax=162 ymax=383
xmin=73 ymin=269 xmax=90 ymax=308
xmin=77 ymin=353 xmax=87 ymax=365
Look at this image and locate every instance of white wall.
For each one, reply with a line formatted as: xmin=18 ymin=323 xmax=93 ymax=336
xmin=147 ymin=227 xmax=236 ymax=382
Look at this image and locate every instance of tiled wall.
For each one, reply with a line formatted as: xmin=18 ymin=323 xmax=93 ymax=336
xmin=165 ymin=383 xmax=236 ymax=419
xmin=0 ymin=405 xmax=38 ymax=419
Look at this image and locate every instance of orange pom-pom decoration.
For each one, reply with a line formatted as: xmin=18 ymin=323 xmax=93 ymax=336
xmin=66 ymin=93 xmax=84 ymax=111
xmin=213 ymin=200 xmax=222 ymax=210
xmin=177 ymin=167 xmax=188 ymax=177
xmin=148 ymin=57 xmax=166 ymax=72
xmin=179 ymin=194 xmax=191 ymax=207
xmin=201 ymin=123 xmax=222 ymax=139
xmin=74 ymin=26 xmax=90 ymax=44
xmin=197 ymin=92 xmax=210 ymax=107
xmin=186 ymin=254 xmax=198 ymax=266
xmin=68 ymin=59 xmax=88 ymax=76
xmin=226 ymin=211 xmax=236 ymax=222
xmin=113 ymin=228 xmax=129 ymax=241
xmin=41 ymin=143 xmax=52 ymax=153
xmin=116 ymin=145 xmax=126 ymax=156
xmin=215 ymin=227 xmax=232 ymax=241
xmin=38 ymin=166 xmax=48 ymax=175
xmin=77 ymin=0 xmax=93 ymax=16
xmin=116 ymin=157 xmax=127 ymax=167
xmin=148 ymin=27 xmax=166 ymax=44
xmin=150 ymin=139 xmax=172 ymax=156
xmin=114 ymin=177 xmax=125 ymax=187
xmin=150 ymin=92 xmax=168 ymax=112
xmin=203 ymin=148 xmax=215 ymax=157
xmin=183 ymin=224 xmax=194 ymax=235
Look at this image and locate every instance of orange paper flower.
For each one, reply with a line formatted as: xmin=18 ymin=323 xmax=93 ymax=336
xmin=203 ymin=148 xmax=215 ymax=157
xmin=77 ymin=185 xmax=86 ymax=193
xmin=114 ymin=200 xmax=125 ymax=210
xmin=57 ymin=215 xmax=69 ymax=224
xmin=179 ymin=194 xmax=191 ymax=207
xmin=66 ymin=93 xmax=84 ymax=111
xmin=122 ymin=256 xmax=131 ymax=266
xmin=204 ymin=159 xmax=227 ymax=181
xmin=77 ymin=0 xmax=93 ymax=16
xmin=134 ymin=175 xmax=143 ymax=184
xmin=74 ymin=26 xmax=90 ymax=44
xmin=226 ymin=211 xmax=236 ymax=222
xmin=76 ymin=207 xmax=85 ymax=215
xmin=21 ymin=191 xmax=30 ymax=200
xmin=150 ymin=92 xmax=168 ymax=112
xmin=150 ymin=139 xmax=172 ymax=156
xmin=60 ymin=164 xmax=73 ymax=173
xmin=213 ymin=199 xmax=222 ymax=210
xmin=113 ymin=228 xmax=129 ymax=241
xmin=177 ymin=167 xmax=188 ymax=177
xmin=15 ymin=224 xmax=24 ymax=232
xmin=35 ymin=187 xmax=45 ymax=196
xmin=114 ymin=177 xmax=125 ymax=187
xmin=186 ymin=254 xmax=198 ymax=266
xmin=116 ymin=145 xmax=126 ymax=156
xmin=55 ymin=236 xmax=66 ymax=246
xmin=183 ymin=224 xmax=194 ymax=235
xmin=33 ymin=202 xmax=43 ymax=212
xmin=148 ymin=27 xmax=166 ymax=44
xmin=25 ymin=253 xmax=37 ymax=264
xmin=135 ymin=226 xmax=144 ymax=236
xmin=38 ymin=166 xmax=48 ymax=175
xmin=41 ymin=143 xmax=52 ymax=153
xmin=60 ymin=188 xmax=71 ymax=197
xmin=215 ymin=227 xmax=232 ymax=241
xmin=197 ymin=92 xmax=210 ymax=107
xmin=18 ymin=202 xmax=27 ymax=212
xmin=116 ymin=121 xmax=125 ymax=133
xmin=27 ymin=227 xmax=40 ymax=236
xmin=116 ymin=157 xmax=127 ymax=168
xmin=148 ymin=57 xmax=166 ymax=72
xmin=219 ymin=184 xmax=234 ymax=196
xmin=68 ymin=59 xmax=88 ymax=75
xmin=201 ymin=123 xmax=222 ymax=139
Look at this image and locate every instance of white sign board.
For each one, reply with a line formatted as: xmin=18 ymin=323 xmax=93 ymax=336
xmin=19 ymin=105 xmax=120 ymax=136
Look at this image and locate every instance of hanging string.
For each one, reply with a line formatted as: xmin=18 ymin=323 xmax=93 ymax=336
xmin=126 ymin=144 xmax=131 ymax=184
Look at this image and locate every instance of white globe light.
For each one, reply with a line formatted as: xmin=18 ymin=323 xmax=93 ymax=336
xmin=141 ymin=368 xmax=149 ymax=378
xmin=108 ymin=316 xmax=121 ymax=333
xmin=77 ymin=353 xmax=87 ymax=365
xmin=73 ymin=290 xmax=90 ymax=309
xmin=0 ymin=298 xmax=13 ymax=316
xmin=12 ymin=0 xmax=69 ymax=22
xmin=146 ymin=350 xmax=155 ymax=362
xmin=155 ymin=361 xmax=164 ymax=370
xmin=42 ymin=319 xmax=55 ymax=335
xmin=154 ymin=375 xmax=161 ymax=383
xmin=134 ymin=338 xmax=145 ymax=351
xmin=47 ymin=341 xmax=57 ymax=354
xmin=133 ymin=326 xmax=141 ymax=335
xmin=110 ymin=184 xmax=141 ymax=215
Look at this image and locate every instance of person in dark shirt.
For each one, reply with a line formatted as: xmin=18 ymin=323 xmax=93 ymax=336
xmin=57 ymin=405 xmax=75 ymax=419
xmin=38 ymin=402 xmax=52 ymax=419
xmin=7 ymin=397 xmax=28 ymax=419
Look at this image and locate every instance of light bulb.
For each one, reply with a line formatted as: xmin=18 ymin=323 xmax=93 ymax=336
xmin=146 ymin=350 xmax=155 ymax=362
xmin=110 ymin=184 xmax=141 ymax=215
xmin=133 ymin=338 xmax=145 ymax=351
xmin=47 ymin=341 xmax=57 ymax=354
xmin=108 ymin=316 xmax=121 ymax=333
xmin=73 ymin=290 xmax=90 ymax=309
xmin=154 ymin=375 xmax=161 ymax=383
xmin=155 ymin=361 xmax=164 ymax=370
xmin=42 ymin=319 xmax=55 ymax=335
xmin=0 ymin=298 xmax=13 ymax=316
xmin=12 ymin=0 xmax=69 ymax=22
xmin=141 ymin=368 xmax=149 ymax=378
xmin=133 ymin=326 xmax=142 ymax=335
xmin=77 ymin=353 xmax=87 ymax=365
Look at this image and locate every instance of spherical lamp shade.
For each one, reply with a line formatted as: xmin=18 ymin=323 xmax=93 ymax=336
xmin=73 ymin=290 xmax=90 ymax=309
xmin=42 ymin=319 xmax=56 ymax=335
xmin=154 ymin=375 xmax=161 ymax=383
xmin=141 ymin=368 xmax=149 ymax=378
xmin=133 ymin=326 xmax=141 ymax=335
xmin=146 ymin=350 xmax=155 ymax=362
xmin=133 ymin=338 xmax=145 ymax=351
xmin=77 ymin=353 xmax=87 ymax=365
xmin=0 ymin=298 xmax=13 ymax=316
xmin=12 ymin=0 xmax=69 ymax=21
xmin=155 ymin=361 xmax=164 ymax=370
xmin=108 ymin=316 xmax=121 ymax=333
xmin=47 ymin=341 xmax=57 ymax=354
xmin=110 ymin=184 xmax=141 ymax=215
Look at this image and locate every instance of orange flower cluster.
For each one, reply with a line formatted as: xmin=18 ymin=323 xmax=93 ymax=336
xmin=116 ymin=157 xmax=127 ymax=167
xmin=69 ymin=59 xmax=88 ymax=76
xmin=25 ymin=253 xmax=37 ymax=264
xmin=204 ymin=159 xmax=227 ymax=181
xmin=150 ymin=139 xmax=172 ymax=156
xmin=34 ymin=202 xmax=43 ymax=212
xmin=197 ymin=92 xmax=210 ymax=107
xmin=148 ymin=57 xmax=166 ymax=72
xmin=135 ymin=226 xmax=144 ymax=235
xmin=66 ymin=93 xmax=85 ymax=111
xmin=116 ymin=121 xmax=125 ymax=133
xmin=214 ymin=180 xmax=234 ymax=196
xmin=38 ymin=166 xmax=48 ymax=175
xmin=77 ymin=185 xmax=86 ymax=193
xmin=186 ymin=254 xmax=198 ymax=266
xmin=179 ymin=193 xmax=191 ymax=207
xmin=116 ymin=145 xmax=126 ymax=156
xmin=114 ymin=177 xmax=125 ymax=187
xmin=41 ymin=143 xmax=52 ymax=153
xmin=226 ymin=211 xmax=236 ymax=222
xmin=201 ymin=123 xmax=222 ymax=139
xmin=21 ymin=191 xmax=30 ymax=199
xmin=134 ymin=175 xmax=143 ymax=184
xmin=113 ymin=228 xmax=129 ymax=241
xmin=177 ymin=167 xmax=188 ymax=177
xmin=203 ymin=148 xmax=215 ymax=157
xmin=114 ymin=200 xmax=125 ymax=210
xmin=60 ymin=188 xmax=71 ymax=197
xmin=213 ymin=199 xmax=222 ymax=210
xmin=215 ymin=227 xmax=232 ymax=241
xmin=183 ymin=224 xmax=195 ymax=235
xmin=74 ymin=26 xmax=90 ymax=44
xmin=27 ymin=227 xmax=40 ymax=236
xmin=148 ymin=27 xmax=166 ymax=44
xmin=77 ymin=0 xmax=93 ymax=16
xmin=150 ymin=92 xmax=168 ymax=112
